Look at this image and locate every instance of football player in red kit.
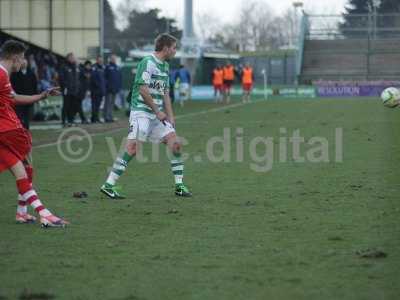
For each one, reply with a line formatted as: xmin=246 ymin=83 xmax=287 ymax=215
xmin=0 ymin=40 xmax=68 ymax=227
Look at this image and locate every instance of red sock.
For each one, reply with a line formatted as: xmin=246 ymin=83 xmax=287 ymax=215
xmin=16 ymin=178 xmax=51 ymax=217
xmin=16 ymin=178 xmax=31 ymax=195
xmin=25 ymin=166 xmax=34 ymax=184
xmin=17 ymin=167 xmax=34 ymax=214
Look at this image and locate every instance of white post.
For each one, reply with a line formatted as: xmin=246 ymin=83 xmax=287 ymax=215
xmin=293 ymin=1 xmax=304 ymax=49
xmin=262 ymin=69 xmax=268 ymax=100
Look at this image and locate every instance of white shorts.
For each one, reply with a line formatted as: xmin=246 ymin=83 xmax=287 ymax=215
xmin=179 ymin=83 xmax=190 ymax=101
xmin=128 ymin=111 xmax=175 ymax=143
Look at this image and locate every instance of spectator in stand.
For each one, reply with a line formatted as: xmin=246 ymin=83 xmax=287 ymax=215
xmin=175 ymin=64 xmax=191 ymax=107
xmin=10 ymin=58 xmax=38 ymax=129
xmin=38 ymin=63 xmax=53 ymax=92
xmin=91 ymin=55 xmax=106 ymax=123
xmin=79 ymin=60 xmax=92 ymax=117
xmin=104 ymin=54 xmax=122 ymax=123
xmin=27 ymin=54 xmax=38 ymax=79
xmin=59 ymin=53 xmax=82 ymax=126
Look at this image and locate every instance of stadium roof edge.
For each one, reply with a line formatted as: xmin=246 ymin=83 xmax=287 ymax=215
xmin=202 ymin=52 xmax=240 ymax=59
xmin=129 ymin=49 xmax=240 ymax=60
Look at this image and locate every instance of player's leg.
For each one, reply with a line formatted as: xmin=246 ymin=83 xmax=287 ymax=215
xmin=1 ymin=129 xmax=67 ymax=226
xmin=10 ymin=161 xmax=68 ymax=227
xmin=101 ymin=112 xmax=149 ymax=199
xmin=101 ymin=139 xmax=137 ymax=199
xmin=16 ymin=154 xmax=36 ymax=223
xmin=163 ymin=132 xmax=192 ymax=197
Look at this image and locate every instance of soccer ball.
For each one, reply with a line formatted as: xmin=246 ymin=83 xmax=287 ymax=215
xmin=381 ymin=87 xmax=400 ymax=108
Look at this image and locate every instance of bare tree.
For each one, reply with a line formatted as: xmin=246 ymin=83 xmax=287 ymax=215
xmin=196 ymin=12 xmax=222 ymax=43
xmin=206 ymin=0 xmax=299 ymax=51
xmin=225 ymin=0 xmax=277 ymax=51
xmin=115 ymin=0 xmax=146 ymax=30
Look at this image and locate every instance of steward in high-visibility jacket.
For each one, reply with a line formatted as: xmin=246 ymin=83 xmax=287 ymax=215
xmin=223 ymin=64 xmax=235 ymax=92
xmin=241 ymin=65 xmax=254 ymax=92
xmin=212 ymin=66 xmax=224 ymax=102
xmin=212 ymin=67 xmax=224 ymax=91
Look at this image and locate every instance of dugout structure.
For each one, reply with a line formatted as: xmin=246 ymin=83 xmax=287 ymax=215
xmin=0 ymin=0 xmax=102 ymax=59
xmin=298 ymin=13 xmax=400 ymax=82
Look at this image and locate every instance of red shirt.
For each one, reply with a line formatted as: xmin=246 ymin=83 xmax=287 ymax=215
xmin=0 ymin=64 xmax=22 ymax=133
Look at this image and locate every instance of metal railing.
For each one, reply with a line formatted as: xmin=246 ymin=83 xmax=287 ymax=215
xmin=305 ymin=13 xmax=400 ymax=40
xmin=298 ymin=13 xmax=400 ymax=82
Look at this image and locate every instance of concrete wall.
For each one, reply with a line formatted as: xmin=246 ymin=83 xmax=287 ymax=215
xmin=0 ymin=0 xmax=100 ymax=58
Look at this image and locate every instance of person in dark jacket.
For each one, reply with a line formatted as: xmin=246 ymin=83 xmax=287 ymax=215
xmin=10 ymin=58 xmax=38 ymax=129
xmin=175 ymin=65 xmax=191 ymax=106
xmin=59 ymin=53 xmax=83 ymax=126
xmin=78 ymin=60 xmax=92 ymax=120
xmin=90 ymin=55 xmax=106 ymax=123
xmin=104 ymin=54 xmax=122 ymax=122
xmin=169 ymin=69 xmax=176 ymax=104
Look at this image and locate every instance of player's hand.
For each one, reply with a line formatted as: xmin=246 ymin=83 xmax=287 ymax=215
xmin=167 ymin=116 xmax=176 ymax=128
xmin=156 ymin=111 xmax=167 ymax=122
xmin=41 ymin=87 xmax=61 ymax=99
xmin=47 ymin=87 xmax=61 ymax=96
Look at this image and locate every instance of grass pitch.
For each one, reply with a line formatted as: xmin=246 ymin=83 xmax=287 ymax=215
xmin=0 ymin=97 xmax=399 ymax=300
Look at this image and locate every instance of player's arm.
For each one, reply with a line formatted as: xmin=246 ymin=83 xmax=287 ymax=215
xmin=13 ymin=87 xmax=61 ymax=105
xmin=163 ymin=90 xmax=175 ymax=127
xmin=139 ymin=85 xmax=166 ymax=121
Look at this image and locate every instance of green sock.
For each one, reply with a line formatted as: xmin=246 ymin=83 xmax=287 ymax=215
xmin=106 ymin=152 xmax=134 ymax=186
xmin=171 ymin=153 xmax=184 ymax=185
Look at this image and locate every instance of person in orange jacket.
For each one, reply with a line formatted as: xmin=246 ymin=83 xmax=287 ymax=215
xmin=212 ymin=65 xmax=224 ymax=103
xmin=241 ymin=63 xmax=254 ymax=103
xmin=223 ymin=62 xmax=235 ymax=103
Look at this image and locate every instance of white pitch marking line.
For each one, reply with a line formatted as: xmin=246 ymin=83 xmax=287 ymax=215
xmin=33 ymin=101 xmax=256 ymax=149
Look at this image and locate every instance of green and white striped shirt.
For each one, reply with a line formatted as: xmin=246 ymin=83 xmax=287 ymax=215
xmin=130 ymin=54 xmax=169 ymax=115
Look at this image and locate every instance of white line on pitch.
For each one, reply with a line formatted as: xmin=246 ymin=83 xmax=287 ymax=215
xmin=33 ymin=101 xmax=255 ymax=149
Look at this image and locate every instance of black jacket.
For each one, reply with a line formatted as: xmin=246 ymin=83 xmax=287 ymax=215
xmin=59 ymin=62 xmax=81 ymax=97
xmin=10 ymin=67 xmax=38 ymax=129
xmin=79 ymin=66 xmax=92 ymax=99
xmin=105 ymin=62 xmax=122 ymax=94
xmin=10 ymin=67 xmax=38 ymax=95
xmin=91 ymin=63 xmax=106 ymax=97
